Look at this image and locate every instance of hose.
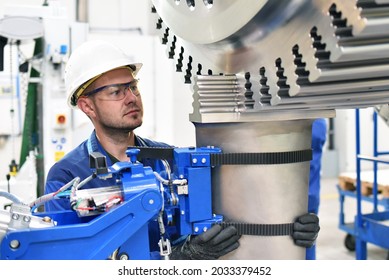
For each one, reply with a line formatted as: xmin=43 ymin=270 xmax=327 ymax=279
xmin=0 ymin=190 xmax=24 ymax=204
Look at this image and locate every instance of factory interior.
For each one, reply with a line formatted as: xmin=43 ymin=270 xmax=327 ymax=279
xmin=0 ymin=0 xmax=389 ymax=261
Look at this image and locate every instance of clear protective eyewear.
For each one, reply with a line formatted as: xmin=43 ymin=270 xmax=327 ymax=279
xmin=83 ymin=79 xmax=140 ymax=101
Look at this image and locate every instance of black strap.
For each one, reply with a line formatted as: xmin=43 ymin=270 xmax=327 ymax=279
xmin=129 ymin=146 xmax=174 ymax=160
xmin=130 ymin=147 xmax=312 ymax=165
xmin=221 ymin=222 xmax=294 ymax=236
xmin=211 ymin=149 xmax=312 ymax=165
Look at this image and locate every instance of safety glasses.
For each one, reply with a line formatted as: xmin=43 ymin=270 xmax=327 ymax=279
xmin=83 ymin=79 xmax=140 ymax=101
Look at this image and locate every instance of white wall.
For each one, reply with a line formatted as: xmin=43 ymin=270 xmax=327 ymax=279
xmin=0 ymin=0 xmax=195 ymax=182
xmin=332 ymin=108 xmax=389 ymax=174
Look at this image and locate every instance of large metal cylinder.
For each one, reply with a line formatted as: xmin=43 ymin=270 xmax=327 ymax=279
xmin=195 ymin=119 xmax=313 ymax=259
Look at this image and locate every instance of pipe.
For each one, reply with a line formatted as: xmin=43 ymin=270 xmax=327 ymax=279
xmin=195 ymin=119 xmax=313 ymax=259
xmin=76 ymin=0 xmax=89 ymax=23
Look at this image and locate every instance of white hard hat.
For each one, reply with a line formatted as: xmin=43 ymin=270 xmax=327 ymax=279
xmin=65 ymin=40 xmax=142 ymax=108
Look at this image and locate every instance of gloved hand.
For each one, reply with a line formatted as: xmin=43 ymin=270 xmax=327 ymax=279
xmin=170 ymin=224 xmax=241 ymax=260
xmin=292 ymin=213 xmax=320 ymax=248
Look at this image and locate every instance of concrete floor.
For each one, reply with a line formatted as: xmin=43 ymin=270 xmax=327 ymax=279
xmin=315 ymin=177 xmax=388 ymax=260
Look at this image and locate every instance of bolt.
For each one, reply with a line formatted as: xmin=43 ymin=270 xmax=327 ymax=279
xmin=181 ymin=210 xmax=185 ymax=215
xmin=42 ymin=216 xmax=52 ymax=223
xmin=203 ymin=226 xmax=208 ymax=232
xmin=201 ymin=158 xmax=206 ymax=164
xmin=11 ymin=213 xmax=19 ymax=220
xmin=119 ymin=253 xmax=129 ymax=260
xmin=194 ymin=227 xmax=199 ymax=232
xmin=23 ymin=216 xmax=31 ymax=223
xmin=10 ymin=240 xmax=20 ymax=249
xmin=192 ymin=158 xmax=198 ymax=164
xmin=149 ymin=199 xmax=154 ymax=205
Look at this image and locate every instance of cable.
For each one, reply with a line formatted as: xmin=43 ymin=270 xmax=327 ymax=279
xmin=0 ymin=190 xmax=23 ymax=204
xmin=28 ymin=177 xmax=80 ymax=210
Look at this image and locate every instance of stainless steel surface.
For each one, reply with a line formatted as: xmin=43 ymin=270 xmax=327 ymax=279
xmin=195 ymin=120 xmax=312 ymax=259
xmin=0 ymin=204 xmax=55 ymax=245
xmin=375 ymin=104 xmax=389 ymax=126
xmin=190 ymin=74 xmax=335 ymax=122
xmin=0 ymin=209 xmax=11 ymax=243
xmin=152 ymin=0 xmax=389 ymax=117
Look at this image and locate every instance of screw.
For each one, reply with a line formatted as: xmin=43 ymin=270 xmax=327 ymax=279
xmin=10 ymin=240 xmax=20 ymax=249
xmin=42 ymin=217 xmax=52 ymax=223
xmin=23 ymin=216 xmax=31 ymax=223
xmin=118 ymin=253 xmax=129 ymax=260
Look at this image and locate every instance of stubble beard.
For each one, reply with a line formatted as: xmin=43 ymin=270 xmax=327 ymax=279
xmin=94 ymin=101 xmax=144 ymax=136
xmin=107 ymin=117 xmax=142 ymax=133
xmin=99 ymin=112 xmax=143 ymax=137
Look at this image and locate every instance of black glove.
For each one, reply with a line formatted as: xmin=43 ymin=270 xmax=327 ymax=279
xmin=170 ymin=224 xmax=241 ymax=260
xmin=292 ymin=213 xmax=320 ymax=248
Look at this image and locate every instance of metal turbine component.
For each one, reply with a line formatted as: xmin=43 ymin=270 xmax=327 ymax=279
xmin=151 ymin=0 xmax=389 ymax=259
xmin=152 ymin=0 xmax=389 ymax=119
xmin=375 ymin=104 xmax=389 ymax=126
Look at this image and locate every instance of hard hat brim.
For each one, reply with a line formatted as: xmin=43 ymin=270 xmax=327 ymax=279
xmin=68 ymin=62 xmax=143 ymax=108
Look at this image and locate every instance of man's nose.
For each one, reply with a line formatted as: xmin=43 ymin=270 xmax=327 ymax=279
xmin=123 ymin=87 xmax=138 ymax=103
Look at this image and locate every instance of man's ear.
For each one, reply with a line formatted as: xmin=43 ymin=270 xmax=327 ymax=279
xmin=77 ymin=97 xmax=95 ymax=118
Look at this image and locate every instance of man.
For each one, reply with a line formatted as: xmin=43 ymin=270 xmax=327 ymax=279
xmin=44 ymin=40 xmax=320 ymax=260
xmin=307 ymin=118 xmax=327 ymax=260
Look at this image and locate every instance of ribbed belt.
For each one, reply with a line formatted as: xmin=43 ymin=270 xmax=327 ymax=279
xmin=133 ymin=147 xmax=312 ymax=165
xmin=210 ymin=150 xmax=312 ymax=165
xmin=220 ymin=222 xmax=294 ymax=236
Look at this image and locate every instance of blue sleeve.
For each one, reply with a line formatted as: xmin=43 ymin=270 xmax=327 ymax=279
xmin=44 ymin=180 xmax=71 ymax=211
xmin=308 ymin=118 xmax=327 ymax=214
xmin=44 ymin=162 xmax=76 ymax=211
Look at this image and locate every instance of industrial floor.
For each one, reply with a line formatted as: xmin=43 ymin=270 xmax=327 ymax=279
xmin=315 ymin=177 xmax=388 ymax=260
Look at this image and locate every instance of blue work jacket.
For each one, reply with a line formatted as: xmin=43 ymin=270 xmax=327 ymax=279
xmin=44 ymin=130 xmax=172 ymax=210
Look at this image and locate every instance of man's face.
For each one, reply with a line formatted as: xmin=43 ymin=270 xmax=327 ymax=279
xmin=83 ymin=67 xmax=144 ymax=133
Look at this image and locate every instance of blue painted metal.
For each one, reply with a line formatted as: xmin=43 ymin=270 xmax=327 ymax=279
xmin=338 ymin=109 xmax=389 ymax=260
xmin=0 ymin=146 xmax=224 ymax=260
xmin=1 ymin=189 xmax=162 ymax=259
xmin=172 ymin=147 xmax=222 ymax=235
xmin=354 ymin=109 xmax=367 ymax=260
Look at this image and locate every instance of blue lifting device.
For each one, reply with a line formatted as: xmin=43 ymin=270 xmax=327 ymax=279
xmin=0 ymin=147 xmax=223 ymax=260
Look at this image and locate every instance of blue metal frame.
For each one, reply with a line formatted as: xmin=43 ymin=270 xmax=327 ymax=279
xmin=173 ymin=147 xmax=223 ymax=235
xmin=1 ymin=189 xmax=162 ymax=259
xmin=0 ymin=147 xmax=224 ymax=260
xmin=337 ymin=109 xmax=389 ymax=259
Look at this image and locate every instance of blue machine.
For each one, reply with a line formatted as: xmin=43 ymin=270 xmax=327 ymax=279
xmin=338 ymin=109 xmax=389 ymax=259
xmin=0 ymin=147 xmax=223 ymax=260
